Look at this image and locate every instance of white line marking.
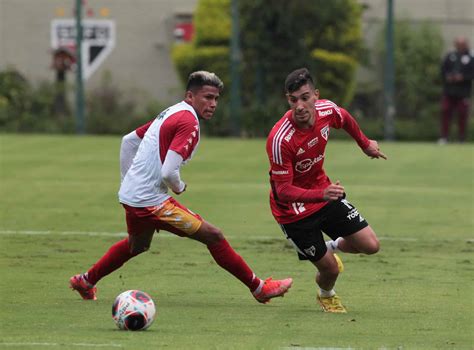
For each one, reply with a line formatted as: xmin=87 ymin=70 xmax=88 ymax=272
xmin=0 ymin=230 xmax=126 ymax=237
xmin=0 ymin=230 xmax=471 ymax=242
xmin=281 ymin=347 xmax=355 ymax=350
xmin=0 ymin=343 xmax=122 ymax=348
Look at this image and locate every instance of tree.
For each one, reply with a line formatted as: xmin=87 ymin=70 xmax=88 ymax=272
xmin=172 ymin=0 xmax=364 ymax=136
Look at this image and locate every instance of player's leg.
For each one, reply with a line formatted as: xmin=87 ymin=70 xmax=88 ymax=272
xmin=281 ymin=213 xmax=346 ymax=312
xmin=457 ymin=97 xmax=469 ymax=142
xmin=85 ymin=205 xmax=156 ymax=283
xmin=192 ymin=220 xmax=261 ymax=292
xmin=311 ymin=252 xmax=347 ymax=313
xmin=323 ymin=198 xmax=379 ymax=255
xmin=69 ymin=205 xmax=156 ymax=300
xmin=439 ymin=95 xmax=454 ymax=142
xmin=333 ymin=226 xmax=380 ymax=255
xmin=154 ymin=198 xmax=292 ymax=303
xmin=311 ymin=251 xmax=340 ymax=291
xmin=69 ymin=237 xmax=141 ymax=300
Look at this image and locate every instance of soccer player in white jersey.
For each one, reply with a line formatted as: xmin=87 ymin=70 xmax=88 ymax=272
xmin=266 ymin=68 xmax=387 ymax=313
xmin=70 ymin=71 xmax=292 ymax=304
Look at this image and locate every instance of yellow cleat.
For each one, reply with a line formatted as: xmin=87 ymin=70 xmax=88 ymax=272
xmin=334 ymin=253 xmax=344 ymax=273
xmin=317 ymin=293 xmax=347 ymax=313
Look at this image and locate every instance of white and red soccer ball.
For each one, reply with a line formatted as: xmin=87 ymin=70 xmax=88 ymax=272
xmin=112 ymin=290 xmax=156 ymax=331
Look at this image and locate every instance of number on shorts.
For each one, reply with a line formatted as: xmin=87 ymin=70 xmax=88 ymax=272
xmin=292 ymin=202 xmax=306 ymax=215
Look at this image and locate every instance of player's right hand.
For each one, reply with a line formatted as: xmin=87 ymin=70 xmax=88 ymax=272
xmin=363 ymin=140 xmax=387 ymax=160
xmin=323 ymin=181 xmax=345 ymax=201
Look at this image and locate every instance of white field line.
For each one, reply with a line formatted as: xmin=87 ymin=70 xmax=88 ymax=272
xmin=0 ymin=230 xmax=125 ymax=237
xmin=281 ymin=347 xmax=355 ymax=350
xmin=0 ymin=229 xmax=471 ymax=242
xmin=0 ymin=343 xmax=122 ymax=348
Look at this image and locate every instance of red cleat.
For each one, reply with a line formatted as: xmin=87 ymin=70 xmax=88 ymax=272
xmin=253 ymin=277 xmax=293 ymax=304
xmin=69 ymin=274 xmax=97 ymax=300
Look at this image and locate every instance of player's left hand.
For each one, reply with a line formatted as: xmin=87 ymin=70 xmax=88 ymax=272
xmin=173 ymin=183 xmax=187 ymax=195
xmin=363 ymin=140 xmax=387 ymax=160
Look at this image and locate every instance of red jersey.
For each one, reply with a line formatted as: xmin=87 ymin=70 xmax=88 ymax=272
xmin=266 ymin=99 xmax=370 ymax=224
xmin=134 ymin=110 xmax=198 ymax=162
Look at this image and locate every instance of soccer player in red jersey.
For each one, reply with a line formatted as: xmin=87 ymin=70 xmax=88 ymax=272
xmin=266 ymin=68 xmax=387 ymax=313
xmin=70 ymin=71 xmax=292 ymax=304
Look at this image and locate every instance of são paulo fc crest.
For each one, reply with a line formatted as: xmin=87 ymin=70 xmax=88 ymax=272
xmin=304 ymin=246 xmax=316 ymax=257
xmin=320 ymin=125 xmax=329 ymax=141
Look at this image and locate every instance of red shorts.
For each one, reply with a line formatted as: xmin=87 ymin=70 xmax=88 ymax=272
xmin=122 ymin=198 xmax=203 ymax=237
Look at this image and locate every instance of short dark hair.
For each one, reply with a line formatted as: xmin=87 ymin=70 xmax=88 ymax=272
xmin=284 ymin=68 xmax=315 ymax=93
xmin=186 ymin=71 xmax=224 ymax=93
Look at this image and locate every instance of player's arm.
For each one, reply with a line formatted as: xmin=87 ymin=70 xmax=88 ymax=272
xmin=462 ymin=53 xmax=474 ymax=81
xmin=338 ymin=108 xmax=387 ymax=160
xmin=274 ymin=180 xmax=344 ymax=203
xmin=161 ymin=112 xmax=199 ymax=195
xmin=161 ymin=150 xmax=186 ymax=195
xmin=267 ymin=135 xmax=344 ymax=203
xmin=119 ymin=120 xmax=153 ymax=181
xmin=120 ymin=131 xmax=142 ymax=181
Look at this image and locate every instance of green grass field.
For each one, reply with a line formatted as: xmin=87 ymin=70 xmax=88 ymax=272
xmin=0 ymin=134 xmax=473 ymax=350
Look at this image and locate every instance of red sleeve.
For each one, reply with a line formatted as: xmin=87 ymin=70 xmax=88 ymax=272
xmin=266 ymin=134 xmax=294 ymax=183
xmin=135 ymin=120 xmax=153 ymax=139
xmin=167 ymin=112 xmax=199 ymax=160
xmin=274 ymin=180 xmax=326 ymax=203
xmin=337 ymin=108 xmax=370 ymax=149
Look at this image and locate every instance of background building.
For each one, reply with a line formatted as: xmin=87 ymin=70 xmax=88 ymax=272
xmin=0 ymin=0 xmax=473 ymax=105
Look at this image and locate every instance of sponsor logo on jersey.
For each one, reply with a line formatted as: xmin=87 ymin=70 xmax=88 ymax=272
xmin=295 ymin=154 xmax=324 ymax=173
xmin=318 ymin=109 xmax=333 ymax=117
xmin=157 ymin=108 xmax=170 ymax=119
xmin=297 ymin=147 xmax=305 ymax=155
xmin=308 ymin=137 xmax=318 ymax=148
xmin=320 ymin=125 xmax=329 ymax=141
xmin=346 ymin=208 xmax=360 ymax=220
xmin=304 ymin=246 xmax=316 ymax=257
xmin=272 ymin=170 xmax=289 ymax=175
xmin=284 ymin=127 xmax=295 ymax=142
xmin=461 ymin=54 xmax=471 ymax=65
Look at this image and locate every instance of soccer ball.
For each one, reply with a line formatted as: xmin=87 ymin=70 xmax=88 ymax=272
xmin=112 ymin=290 xmax=156 ymax=331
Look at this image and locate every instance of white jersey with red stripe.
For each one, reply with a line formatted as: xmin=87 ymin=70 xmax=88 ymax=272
xmin=119 ymin=101 xmax=200 ymax=207
xmin=266 ymin=99 xmax=347 ymax=224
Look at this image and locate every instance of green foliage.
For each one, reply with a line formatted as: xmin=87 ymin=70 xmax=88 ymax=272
xmin=0 ymin=67 xmax=74 ymax=133
xmin=317 ymin=0 xmax=363 ymax=58
xmin=194 ymin=0 xmax=231 ymax=46
xmin=311 ymin=49 xmax=358 ymax=105
xmin=171 ymin=0 xmax=233 ymax=136
xmin=171 ymin=44 xmax=230 ymax=85
xmin=85 ymin=72 xmax=165 ymax=135
xmin=351 ymin=21 xmax=446 ymax=141
xmin=172 ymin=0 xmax=364 ymax=136
xmin=0 ymin=68 xmax=166 ymax=135
xmin=391 ymin=22 xmax=444 ymax=121
xmin=360 ymin=21 xmax=444 ymax=131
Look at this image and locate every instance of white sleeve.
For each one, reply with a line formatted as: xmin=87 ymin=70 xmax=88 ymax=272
xmin=120 ymin=131 xmax=142 ymax=181
xmin=161 ymin=150 xmax=186 ymax=193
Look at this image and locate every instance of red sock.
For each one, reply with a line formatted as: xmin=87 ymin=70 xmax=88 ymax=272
xmin=85 ymin=238 xmax=137 ymax=285
xmin=207 ymin=239 xmax=261 ymax=292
